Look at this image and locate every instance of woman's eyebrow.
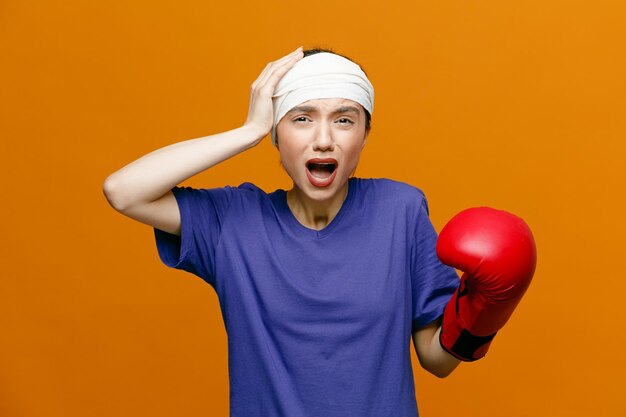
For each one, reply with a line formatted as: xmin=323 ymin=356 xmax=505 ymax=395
xmin=334 ymin=106 xmax=360 ymax=114
xmin=287 ymin=105 xmax=361 ymax=115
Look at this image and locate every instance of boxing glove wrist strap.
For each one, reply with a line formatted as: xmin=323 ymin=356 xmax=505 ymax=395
xmin=439 ymin=280 xmax=497 ymax=362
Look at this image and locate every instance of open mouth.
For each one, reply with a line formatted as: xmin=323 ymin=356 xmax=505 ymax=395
xmin=307 ymin=161 xmax=337 ymax=179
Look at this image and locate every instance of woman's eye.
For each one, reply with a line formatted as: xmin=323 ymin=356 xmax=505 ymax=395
xmin=292 ymin=117 xmax=354 ymax=124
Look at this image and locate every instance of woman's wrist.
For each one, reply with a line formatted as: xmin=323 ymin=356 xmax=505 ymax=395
xmin=238 ymin=123 xmax=271 ymax=147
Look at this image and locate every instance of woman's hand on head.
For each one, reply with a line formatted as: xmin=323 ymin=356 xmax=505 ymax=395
xmin=243 ymin=46 xmax=304 ymax=142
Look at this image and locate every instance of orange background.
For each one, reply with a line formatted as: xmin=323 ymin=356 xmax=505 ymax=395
xmin=1 ymin=0 xmax=625 ymax=416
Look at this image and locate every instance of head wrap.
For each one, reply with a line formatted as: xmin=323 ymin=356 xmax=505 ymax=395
xmin=270 ymin=52 xmax=374 ymax=146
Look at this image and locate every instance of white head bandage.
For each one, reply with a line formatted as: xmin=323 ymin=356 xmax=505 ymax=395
xmin=270 ymin=52 xmax=374 ymax=146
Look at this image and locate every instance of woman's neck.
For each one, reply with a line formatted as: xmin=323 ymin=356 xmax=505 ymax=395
xmin=286 ymin=182 xmax=349 ymax=231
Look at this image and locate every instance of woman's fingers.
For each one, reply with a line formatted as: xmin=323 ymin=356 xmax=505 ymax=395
xmin=244 ymin=46 xmax=304 ymax=138
xmin=262 ymin=48 xmax=303 ymax=91
xmin=252 ymin=47 xmax=302 ymax=91
xmin=251 ymin=46 xmax=302 ymax=89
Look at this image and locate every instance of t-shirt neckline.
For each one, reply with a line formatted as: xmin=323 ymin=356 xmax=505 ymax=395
xmin=276 ymin=177 xmax=357 ymax=239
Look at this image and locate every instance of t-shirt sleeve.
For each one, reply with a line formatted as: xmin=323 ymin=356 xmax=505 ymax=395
xmin=153 ymin=185 xmax=234 ymax=288
xmin=410 ymin=193 xmax=460 ymax=333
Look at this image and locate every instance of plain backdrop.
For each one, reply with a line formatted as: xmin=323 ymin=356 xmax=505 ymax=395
xmin=1 ymin=0 xmax=625 ymax=416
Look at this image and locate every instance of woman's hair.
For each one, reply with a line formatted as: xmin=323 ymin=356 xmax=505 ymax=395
xmin=297 ymin=47 xmax=372 ymax=132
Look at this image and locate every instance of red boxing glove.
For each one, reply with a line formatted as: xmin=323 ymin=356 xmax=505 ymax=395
xmin=437 ymin=207 xmax=537 ymax=361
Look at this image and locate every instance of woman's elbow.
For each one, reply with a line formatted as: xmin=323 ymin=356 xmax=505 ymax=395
xmin=421 ymin=358 xmax=460 ymax=379
xmin=428 ymin=366 xmax=456 ymax=379
xmin=103 ymin=174 xmax=129 ymax=212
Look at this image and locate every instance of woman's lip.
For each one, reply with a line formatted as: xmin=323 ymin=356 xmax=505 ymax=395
xmin=306 ymin=157 xmax=338 ymax=165
xmin=305 ymin=157 xmax=338 ymax=188
xmin=306 ymin=166 xmax=338 ymax=187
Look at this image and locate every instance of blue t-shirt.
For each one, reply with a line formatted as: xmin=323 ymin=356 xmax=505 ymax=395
xmin=154 ymin=177 xmax=459 ymax=417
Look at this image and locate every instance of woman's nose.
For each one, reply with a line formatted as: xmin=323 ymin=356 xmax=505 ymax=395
xmin=313 ymin=123 xmax=334 ymax=151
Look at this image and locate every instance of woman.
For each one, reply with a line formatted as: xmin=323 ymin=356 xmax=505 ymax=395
xmin=103 ymin=47 xmax=471 ymax=416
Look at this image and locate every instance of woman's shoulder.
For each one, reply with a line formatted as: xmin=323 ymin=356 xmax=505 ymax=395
xmin=173 ymin=182 xmax=273 ymax=210
xmin=352 ymin=177 xmax=430 ymax=221
xmin=187 ymin=181 xmax=270 ymax=196
xmin=353 ymin=177 xmax=427 ymax=202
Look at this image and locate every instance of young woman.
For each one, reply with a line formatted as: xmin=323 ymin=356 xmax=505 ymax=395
xmin=103 ymin=46 xmax=535 ymax=416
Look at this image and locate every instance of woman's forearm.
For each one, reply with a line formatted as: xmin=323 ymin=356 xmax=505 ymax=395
xmin=413 ymin=321 xmax=462 ymax=378
xmin=423 ymin=326 xmax=462 ymax=378
xmin=103 ymin=124 xmax=264 ymax=211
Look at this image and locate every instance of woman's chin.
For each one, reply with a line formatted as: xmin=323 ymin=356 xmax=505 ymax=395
xmin=292 ymin=174 xmax=348 ymax=202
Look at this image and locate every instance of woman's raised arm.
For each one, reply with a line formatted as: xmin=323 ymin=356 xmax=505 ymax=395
xmin=102 ymin=47 xmax=304 ymax=233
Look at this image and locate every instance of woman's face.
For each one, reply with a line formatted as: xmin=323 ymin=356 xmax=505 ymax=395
xmin=275 ymin=97 xmax=370 ymax=202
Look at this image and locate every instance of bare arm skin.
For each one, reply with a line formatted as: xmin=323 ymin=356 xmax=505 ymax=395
xmin=102 ymin=125 xmax=264 ymax=234
xmin=102 ymin=47 xmax=304 ymax=235
xmin=412 ymin=318 xmax=461 ymax=378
